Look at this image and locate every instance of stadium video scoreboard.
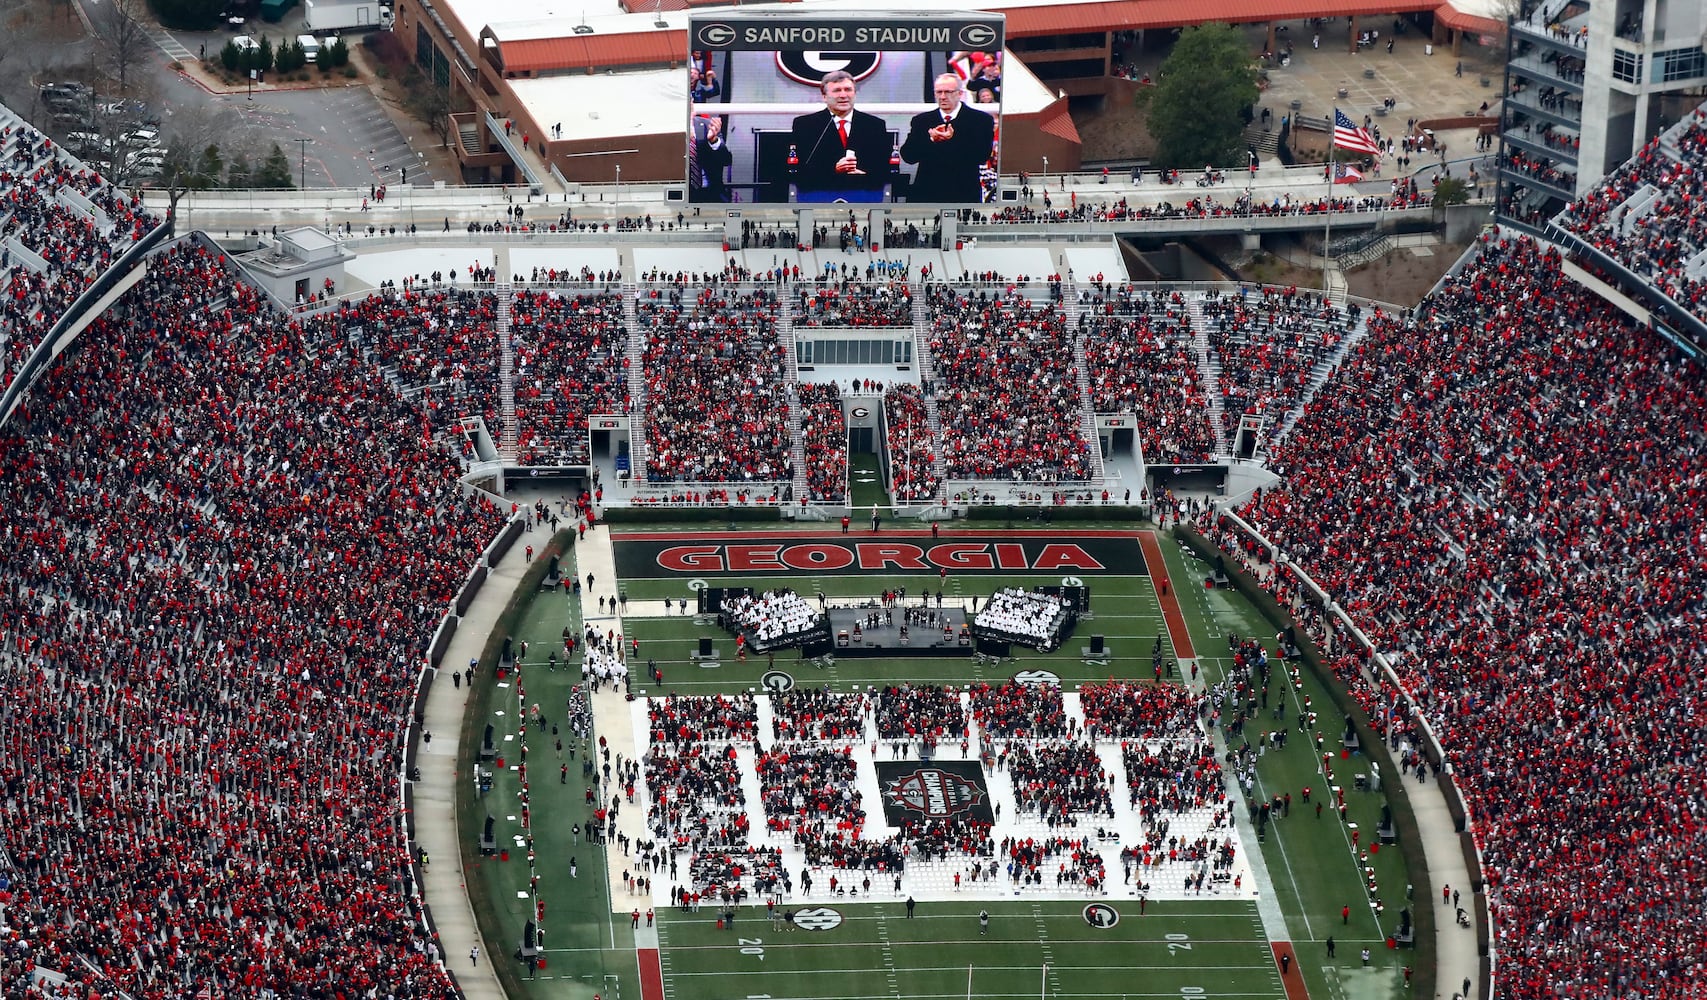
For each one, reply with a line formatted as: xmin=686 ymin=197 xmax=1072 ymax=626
xmin=687 ymin=10 xmax=1006 ymax=207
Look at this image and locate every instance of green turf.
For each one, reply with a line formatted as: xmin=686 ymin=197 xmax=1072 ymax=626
xmin=467 ymin=525 xmax=1418 ymax=1000
xmin=848 ymin=453 xmax=889 ymax=508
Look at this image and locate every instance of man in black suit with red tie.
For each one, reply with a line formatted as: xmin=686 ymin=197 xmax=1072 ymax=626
xmin=790 ymin=70 xmax=893 ymax=202
xmin=901 ymin=73 xmax=996 ymax=203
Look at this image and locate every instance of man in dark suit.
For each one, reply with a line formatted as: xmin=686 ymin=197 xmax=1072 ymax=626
xmin=790 ymin=70 xmax=892 ymax=202
xmin=691 ymin=115 xmax=733 ymax=203
xmin=901 ymin=73 xmax=996 ymax=203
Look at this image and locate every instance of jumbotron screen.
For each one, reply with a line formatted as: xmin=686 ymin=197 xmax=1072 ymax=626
xmin=687 ymin=11 xmax=1005 ymax=206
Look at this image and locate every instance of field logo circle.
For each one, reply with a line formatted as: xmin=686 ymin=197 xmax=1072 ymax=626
xmin=1083 ymin=903 xmax=1120 ymax=928
xmin=792 ymin=906 xmax=843 ymax=931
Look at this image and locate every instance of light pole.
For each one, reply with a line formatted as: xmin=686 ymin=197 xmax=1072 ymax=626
xmin=615 ymin=162 xmax=622 ymax=206
xmin=1041 ymin=156 xmax=1048 ymax=198
xmin=294 ymin=137 xmax=313 ymax=191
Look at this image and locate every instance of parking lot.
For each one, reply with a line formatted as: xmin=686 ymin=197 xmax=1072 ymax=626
xmin=48 ymin=0 xmax=445 ymax=190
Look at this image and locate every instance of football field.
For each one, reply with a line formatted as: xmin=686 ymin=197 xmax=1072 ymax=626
xmin=460 ymin=523 xmax=1415 ymax=1000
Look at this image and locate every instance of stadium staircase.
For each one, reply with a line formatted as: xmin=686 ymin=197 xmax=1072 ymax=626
xmin=621 ymin=283 xmax=648 ymax=480
xmin=910 ymin=284 xmax=949 ymax=492
xmin=778 ymin=294 xmax=809 ymax=501
xmin=1242 ymin=122 xmax=1281 ymax=159
xmin=1269 ymin=310 xmax=1374 ymax=452
xmin=1183 ymin=296 xmax=1232 ymax=457
xmin=495 ymin=282 xmax=517 ymax=461
xmin=1063 ymin=279 xmax=1107 ymax=485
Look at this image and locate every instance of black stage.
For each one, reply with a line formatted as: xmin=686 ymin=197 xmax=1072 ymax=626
xmin=825 ymin=602 xmax=974 ymax=659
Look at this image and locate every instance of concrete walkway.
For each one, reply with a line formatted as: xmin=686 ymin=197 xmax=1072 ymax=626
xmin=416 ymin=533 xmax=527 ymax=1000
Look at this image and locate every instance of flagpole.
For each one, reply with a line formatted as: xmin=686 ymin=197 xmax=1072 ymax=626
xmin=1323 ymin=111 xmax=1334 ymax=296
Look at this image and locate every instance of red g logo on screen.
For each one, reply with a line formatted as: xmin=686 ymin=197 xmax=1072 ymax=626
xmin=883 ymin=767 xmax=984 ymax=819
xmin=777 ymin=51 xmax=883 ymax=86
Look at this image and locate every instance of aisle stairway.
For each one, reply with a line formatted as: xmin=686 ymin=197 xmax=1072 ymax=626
xmin=622 ymin=283 xmax=647 ymax=480
xmin=1183 ymin=296 xmax=1230 ymax=458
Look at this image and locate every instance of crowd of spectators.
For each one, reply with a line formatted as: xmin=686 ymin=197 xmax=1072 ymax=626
xmin=510 ymin=287 xmax=629 ymax=465
xmin=643 ymin=744 xmax=749 ymax=851
xmin=1002 ymin=742 xmax=1114 ymax=825
xmin=927 ymin=287 xmax=1091 ymax=481
xmin=1 ymin=124 xmax=158 ymax=385
xmin=0 ymin=238 xmax=506 ymax=999
xmin=687 ymin=846 xmax=785 ymax=903
xmin=755 ymin=745 xmax=866 ymax=864
xmin=880 ymin=383 xmax=941 ymax=500
xmin=874 ymin=683 xmax=967 ymax=742
xmin=647 ymin=692 xmax=760 ymax=745
xmin=793 ymin=281 xmax=912 ymax=327
xmin=1121 ymin=740 xmax=1229 ymax=823
xmin=1201 ymin=231 xmax=1707 ymax=999
xmin=1198 ymin=286 xmax=1361 ymax=446
xmin=968 ymin=682 xmax=1069 ymax=739
xmin=796 ymin=382 xmax=849 ymax=503
xmin=1560 ymin=107 xmax=1707 ymax=323
xmin=334 ymin=287 xmax=501 ymax=440
xmin=636 ymin=286 xmax=793 ymax=483
xmin=769 ymin=688 xmax=867 ymax=742
xmin=1002 ymin=836 xmax=1107 ymax=892
xmin=1076 ymin=285 xmax=1218 ymax=463
xmin=1078 ymin=681 xmax=1201 ymax=740
xmin=984 ymin=189 xmax=1425 ymax=227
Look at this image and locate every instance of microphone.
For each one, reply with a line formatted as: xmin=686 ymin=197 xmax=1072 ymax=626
xmin=800 ymin=114 xmax=836 ymax=180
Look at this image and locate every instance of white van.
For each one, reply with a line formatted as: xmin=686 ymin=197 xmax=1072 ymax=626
xmin=298 ymin=34 xmax=320 ymax=62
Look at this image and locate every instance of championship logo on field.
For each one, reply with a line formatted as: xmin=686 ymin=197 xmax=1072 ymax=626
xmin=875 ymin=760 xmax=994 ymax=826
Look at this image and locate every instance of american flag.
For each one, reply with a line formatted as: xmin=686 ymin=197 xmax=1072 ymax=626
xmin=1333 ymin=109 xmax=1382 ymax=156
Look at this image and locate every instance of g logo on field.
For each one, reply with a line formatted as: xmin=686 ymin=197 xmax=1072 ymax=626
xmin=698 ymin=23 xmax=736 ymax=46
xmin=777 ymin=51 xmax=882 ymax=86
xmin=958 ymin=24 xmax=998 ymax=48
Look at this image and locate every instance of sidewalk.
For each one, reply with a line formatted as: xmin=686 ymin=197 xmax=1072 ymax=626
xmin=416 ymin=539 xmax=525 ymax=1000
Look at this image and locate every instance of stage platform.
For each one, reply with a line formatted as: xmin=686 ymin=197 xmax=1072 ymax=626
xmin=825 ymin=603 xmax=973 ymax=659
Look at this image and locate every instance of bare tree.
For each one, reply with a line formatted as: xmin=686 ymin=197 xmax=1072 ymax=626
xmin=93 ymin=0 xmax=152 ymax=95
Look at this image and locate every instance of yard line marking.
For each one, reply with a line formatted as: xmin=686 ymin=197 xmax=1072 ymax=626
xmin=661 ymin=962 xmax=1281 ymax=976
xmin=876 ymin=910 xmax=902 ymax=998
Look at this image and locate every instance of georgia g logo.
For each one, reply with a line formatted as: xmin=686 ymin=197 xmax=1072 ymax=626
xmin=697 ymin=23 xmax=736 ymax=47
xmin=777 ymin=51 xmax=883 ymax=86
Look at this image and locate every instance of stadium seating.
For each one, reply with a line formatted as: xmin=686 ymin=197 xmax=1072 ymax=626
xmin=1560 ymin=107 xmax=1707 ymax=323
xmin=1076 ymin=285 xmax=1218 ymax=463
xmin=880 ymin=383 xmax=941 ymax=501
xmin=1203 ymin=232 xmax=1707 ymax=1000
xmin=1198 ymin=286 xmax=1361 ymax=447
xmin=793 ymin=281 xmax=912 ymax=327
xmin=635 ymin=286 xmax=793 ymax=484
xmin=510 ymin=286 xmax=629 ymax=465
xmin=0 ymin=240 xmax=503 ymax=998
xmin=0 ymin=113 xmax=159 ymax=393
xmin=926 ymin=286 xmax=1091 ymax=481
xmin=330 ymin=287 xmax=502 ymax=442
xmin=797 ymin=382 xmax=850 ymax=503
